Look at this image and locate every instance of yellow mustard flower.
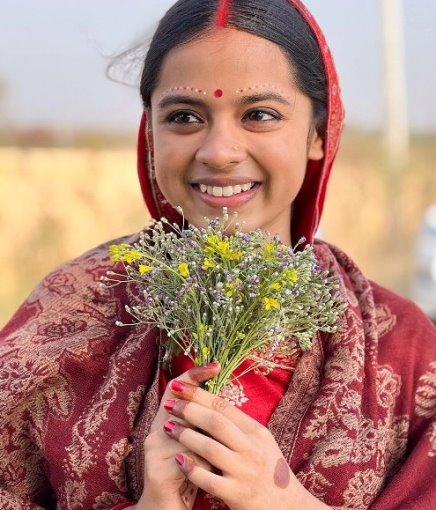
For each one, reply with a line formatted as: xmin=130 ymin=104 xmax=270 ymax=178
xmin=124 ymin=250 xmax=142 ymax=264
xmin=178 ymin=262 xmax=190 ymax=278
xmin=197 ymin=323 xmax=208 ymax=337
xmin=263 ymin=297 xmax=280 ymax=311
xmin=201 ymin=346 xmax=210 ymax=356
xmin=263 ymin=243 xmax=276 ymax=261
xmin=228 ymin=249 xmax=244 ymax=262
xmin=202 ymin=258 xmax=216 ymax=270
xmin=139 ymin=264 xmax=153 ymax=275
xmin=109 ymin=244 xmax=142 ymax=264
xmin=269 ymin=281 xmax=282 ymax=292
xmin=205 ymin=236 xmax=243 ymax=262
xmin=108 ymin=243 xmax=131 ymax=263
xmin=226 ymin=278 xmax=243 ymax=298
xmin=225 ymin=282 xmax=235 ymax=297
xmin=283 ymin=268 xmax=299 ymax=285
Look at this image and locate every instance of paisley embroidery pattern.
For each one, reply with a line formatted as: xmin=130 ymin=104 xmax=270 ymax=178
xmin=0 ymin=237 xmax=434 ymax=509
xmin=415 ymin=361 xmax=436 ymax=419
xmin=374 ymin=304 xmax=397 ymax=339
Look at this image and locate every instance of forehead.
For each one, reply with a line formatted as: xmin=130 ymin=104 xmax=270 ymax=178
xmin=156 ymin=28 xmax=294 ymax=92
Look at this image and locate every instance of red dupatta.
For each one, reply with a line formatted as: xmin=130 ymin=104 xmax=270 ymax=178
xmin=0 ymin=1 xmax=435 ymax=509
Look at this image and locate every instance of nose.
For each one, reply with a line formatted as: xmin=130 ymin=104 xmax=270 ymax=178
xmin=195 ymin=126 xmax=245 ymax=170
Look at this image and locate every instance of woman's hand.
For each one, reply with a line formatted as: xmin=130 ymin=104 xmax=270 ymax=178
xmin=162 ymin=374 xmax=331 ymax=510
xmin=135 ymin=362 xmax=222 ymax=510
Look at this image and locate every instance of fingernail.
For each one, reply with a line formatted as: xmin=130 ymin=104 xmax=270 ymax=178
xmin=163 ymin=399 xmax=177 ymax=413
xmin=175 ymin=453 xmax=185 ymax=467
xmin=175 ymin=453 xmax=194 ymax=474
xmin=163 ymin=420 xmax=178 ymax=434
xmin=171 ymin=380 xmax=185 ymax=393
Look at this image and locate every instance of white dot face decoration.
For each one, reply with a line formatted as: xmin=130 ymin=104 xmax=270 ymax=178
xmin=157 ymin=84 xmax=295 ymax=103
xmin=235 ymin=83 xmax=295 ymax=103
xmin=157 ymin=86 xmax=208 ymax=102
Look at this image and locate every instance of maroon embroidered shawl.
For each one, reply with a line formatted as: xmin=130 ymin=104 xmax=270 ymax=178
xmin=1 ymin=1 xmax=435 ymax=509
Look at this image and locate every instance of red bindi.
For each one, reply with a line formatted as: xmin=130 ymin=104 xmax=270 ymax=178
xmin=214 ymin=89 xmax=224 ymax=98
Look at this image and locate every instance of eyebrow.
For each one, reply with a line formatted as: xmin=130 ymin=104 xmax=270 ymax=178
xmin=158 ymin=92 xmax=292 ymax=109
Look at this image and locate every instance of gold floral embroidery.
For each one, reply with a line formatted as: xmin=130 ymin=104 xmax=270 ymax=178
xmin=427 ymin=422 xmax=436 ymax=457
xmin=376 ymin=365 xmax=401 ymax=409
xmin=343 ymin=469 xmax=384 ymax=509
xmin=105 ymin=438 xmax=132 ymax=492
xmin=64 ymin=479 xmax=87 ymax=510
xmin=374 ymin=304 xmax=397 ymax=339
xmin=92 ymin=491 xmax=124 ymax=509
xmin=415 ymin=361 xmax=436 ymax=419
xmin=127 ymin=385 xmax=146 ymax=430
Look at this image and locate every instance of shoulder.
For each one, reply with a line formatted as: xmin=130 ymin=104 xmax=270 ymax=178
xmin=315 ymin=239 xmax=435 ymax=426
xmin=369 ymin=278 xmax=435 ymax=349
xmin=0 ymin=232 xmax=141 ymax=403
xmin=1 ymin=231 xmax=140 ymax=338
xmin=369 ymin=279 xmax=436 ymax=417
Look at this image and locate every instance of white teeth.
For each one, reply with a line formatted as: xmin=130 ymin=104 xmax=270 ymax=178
xmin=197 ymin=182 xmax=256 ymax=197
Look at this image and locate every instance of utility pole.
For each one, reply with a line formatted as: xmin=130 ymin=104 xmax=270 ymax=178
xmin=380 ymin=0 xmax=410 ymax=292
xmin=381 ymin=0 xmax=409 ymax=166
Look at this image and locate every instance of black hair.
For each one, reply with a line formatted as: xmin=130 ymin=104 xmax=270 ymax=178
xmin=137 ymin=0 xmax=328 ymax=140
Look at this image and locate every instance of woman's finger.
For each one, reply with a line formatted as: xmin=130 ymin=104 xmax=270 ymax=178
xmin=165 ymin=399 xmax=250 ymax=452
xmin=169 ymin=379 xmax=265 ymax=436
xmin=175 ymin=453 xmax=232 ymax=503
xmin=164 ymin=420 xmax=238 ymax=473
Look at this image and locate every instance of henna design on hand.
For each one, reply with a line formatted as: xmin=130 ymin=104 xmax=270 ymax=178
xmin=273 ymin=457 xmax=290 ymax=489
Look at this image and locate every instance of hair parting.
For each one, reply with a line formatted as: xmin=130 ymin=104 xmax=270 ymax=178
xmin=216 ymin=0 xmax=232 ymax=28
xmin=109 ymin=0 xmax=328 ymax=140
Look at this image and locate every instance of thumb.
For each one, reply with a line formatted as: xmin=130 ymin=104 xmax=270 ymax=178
xmin=176 ymin=361 xmax=221 ymax=386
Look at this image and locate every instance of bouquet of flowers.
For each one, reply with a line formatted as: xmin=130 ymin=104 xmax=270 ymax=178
xmin=102 ymin=208 xmax=346 ymax=395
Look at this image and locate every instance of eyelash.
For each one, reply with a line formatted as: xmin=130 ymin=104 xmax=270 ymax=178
xmin=165 ymin=109 xmax=283 ymax=125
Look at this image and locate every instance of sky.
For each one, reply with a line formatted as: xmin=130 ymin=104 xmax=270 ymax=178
xmin=0 ymin=0 xmax=435 ymax=133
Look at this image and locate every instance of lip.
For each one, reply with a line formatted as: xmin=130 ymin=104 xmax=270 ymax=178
xmin=190 ymin=177 xmax=262 ymax=187
xmin=191 ymin=182 xmax=262 ymax=209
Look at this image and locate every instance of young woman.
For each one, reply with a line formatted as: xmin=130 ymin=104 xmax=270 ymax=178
xmin=0 ymin=1 xmax=434 ymax=509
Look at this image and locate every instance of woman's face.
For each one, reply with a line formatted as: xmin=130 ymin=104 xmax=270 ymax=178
xmin=149 ymin=28 xmax=324 ymax=245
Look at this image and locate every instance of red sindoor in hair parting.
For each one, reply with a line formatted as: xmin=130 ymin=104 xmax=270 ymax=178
xmin=216 ymin=0 xmax=232 ymax=28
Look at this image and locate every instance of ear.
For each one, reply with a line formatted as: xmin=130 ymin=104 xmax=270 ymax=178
xmin=308 ymin=127 xmax=325 ymax=161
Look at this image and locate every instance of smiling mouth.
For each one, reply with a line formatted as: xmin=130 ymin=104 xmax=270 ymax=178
xmin=190 ymin=182 xmax=262 ymax=209
xmin=190 ymin=182 xmax=261 ymax=198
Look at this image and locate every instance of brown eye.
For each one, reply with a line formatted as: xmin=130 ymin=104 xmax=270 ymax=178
xmin=167 ymin=111 xmax=203 ymax=124
xmin=244 ymin=109 xmax=281 ymax=122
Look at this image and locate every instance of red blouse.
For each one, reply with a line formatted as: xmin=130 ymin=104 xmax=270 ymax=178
xmin=158 ymin=351 xmax=300 ymax=509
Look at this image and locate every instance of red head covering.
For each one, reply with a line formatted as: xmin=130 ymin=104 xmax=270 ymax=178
xmin=137 ymin=0 xmax=345 ymax=246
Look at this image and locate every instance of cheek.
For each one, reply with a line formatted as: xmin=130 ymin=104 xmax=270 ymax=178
xmin=153 ymin=144 xmax=190 ymax=195
xmin=256 ymin=138 xmax=307 ymax=199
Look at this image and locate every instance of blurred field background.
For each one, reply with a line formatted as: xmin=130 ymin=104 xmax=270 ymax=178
xmin=1 ymin=0 xmax=435 ymax=327
xmin=1 ymin=130 xmax=434 ymax=328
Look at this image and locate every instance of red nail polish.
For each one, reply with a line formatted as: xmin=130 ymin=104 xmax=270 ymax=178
xmin=175 ymin=453 xmax=185 ymax=466
xmin=163 ymin=420 xmax=178 ymax=433
xmin=171 ymin=380 xmax=185 ymax=392
xmin=164 ymin=399 xmax=177 ymax=413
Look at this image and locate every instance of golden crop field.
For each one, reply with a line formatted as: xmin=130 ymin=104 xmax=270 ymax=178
xmin=1 ymin=133 xmax=435 ymax=328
